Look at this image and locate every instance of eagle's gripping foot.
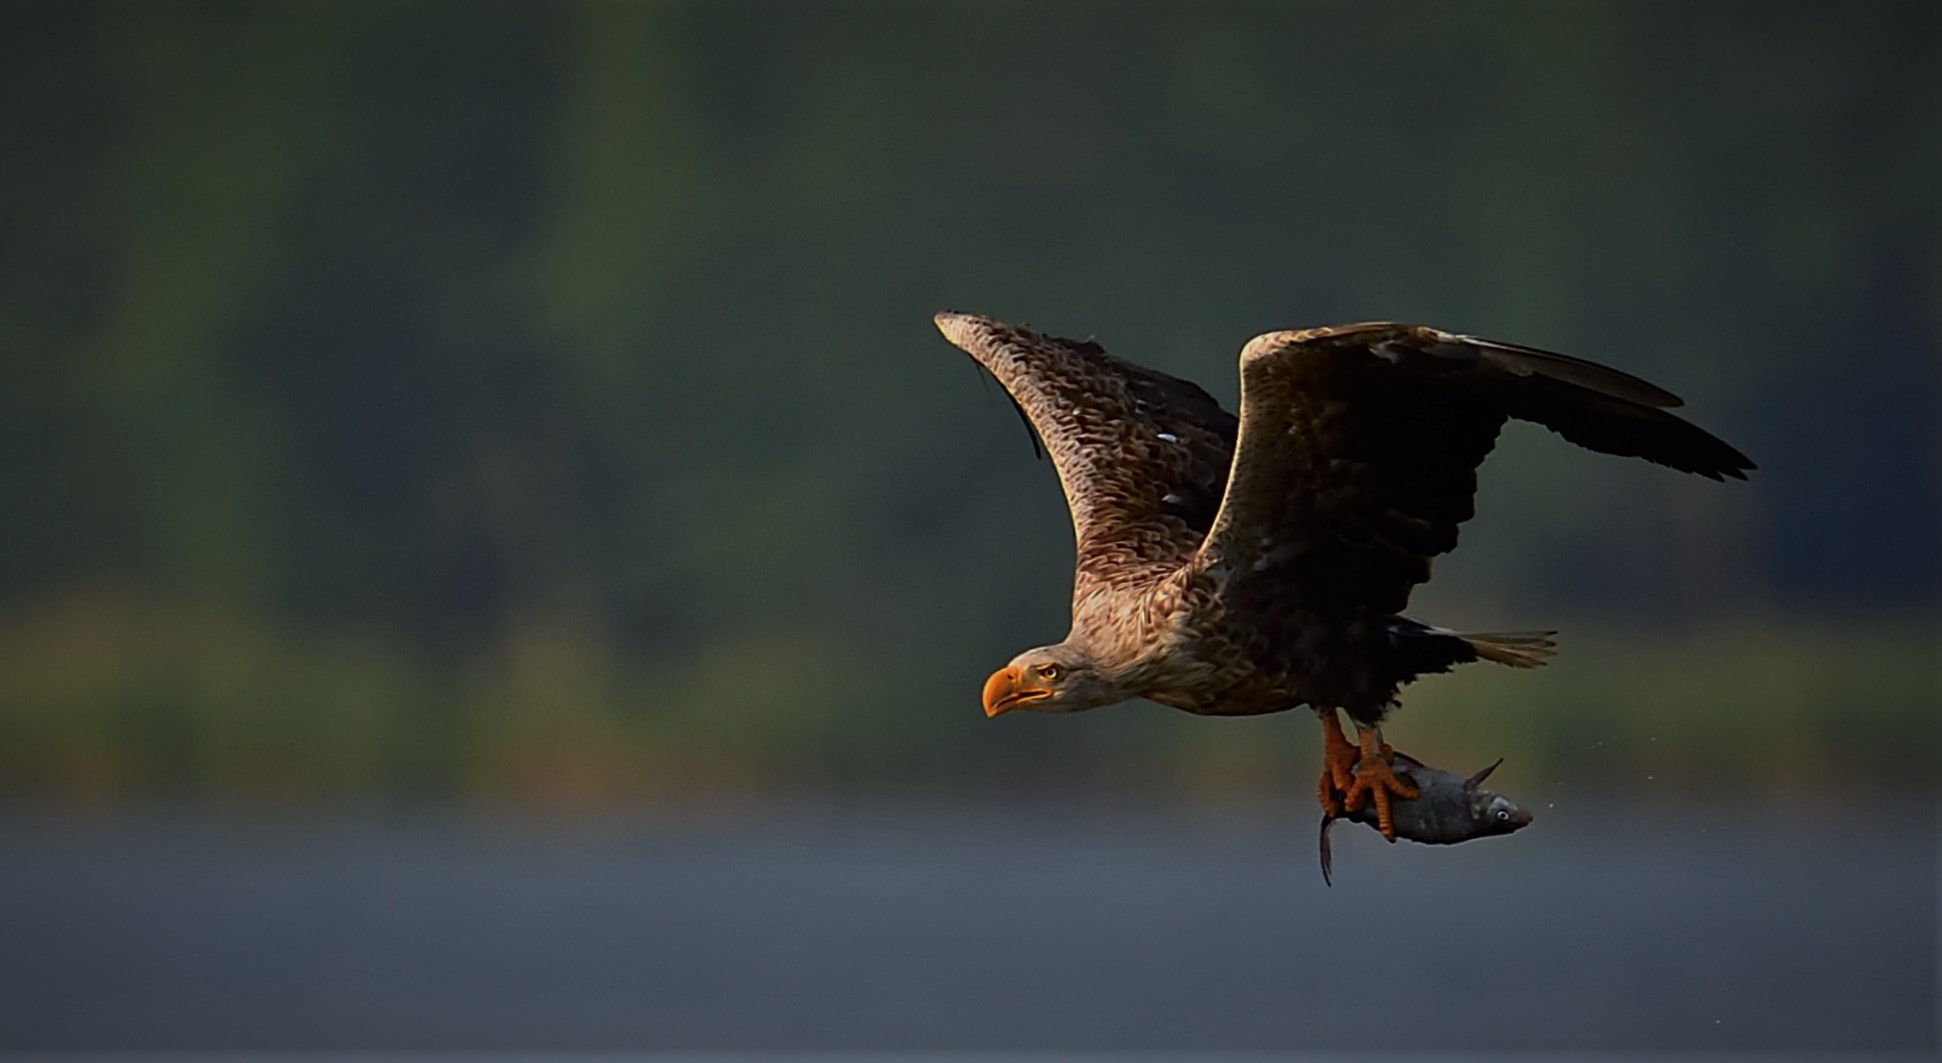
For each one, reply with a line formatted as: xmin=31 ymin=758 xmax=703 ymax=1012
xmin=1315 ymin=711 xmax=1360 ymax=818
xmin=1341 ymin=725 xmax=1418 ymax=841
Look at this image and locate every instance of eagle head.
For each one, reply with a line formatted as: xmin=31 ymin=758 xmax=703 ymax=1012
xmin=981 ymin=643 xmax=1120 ymax=717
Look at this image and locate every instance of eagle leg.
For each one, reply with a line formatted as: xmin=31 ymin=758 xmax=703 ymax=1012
xmin=1341 ymin=723 xmax=1419 ymax=841
xmin=1315 ymin=709 xmax=1359 ymax=817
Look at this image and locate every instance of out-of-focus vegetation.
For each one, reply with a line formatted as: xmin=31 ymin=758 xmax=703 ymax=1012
xmin=2 ymin=1 xmax=1936 ymax=807
xmin=1 ymin=598 xmax=1932 ymax=806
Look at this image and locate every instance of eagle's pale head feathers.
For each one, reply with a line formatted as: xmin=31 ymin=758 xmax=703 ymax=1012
xmin=981 ymin=642 xmax=1126 ymax=717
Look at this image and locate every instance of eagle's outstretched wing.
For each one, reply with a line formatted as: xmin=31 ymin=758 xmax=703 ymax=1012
xmin=935 ymin=312 xmax=1237 ymax=591
xmin=1196 ymin=323 xmax=1755 ymax=616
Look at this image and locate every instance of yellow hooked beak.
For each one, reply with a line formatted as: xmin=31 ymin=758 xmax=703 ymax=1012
xmin=981 ymin=666 xmax=1051 ymax=717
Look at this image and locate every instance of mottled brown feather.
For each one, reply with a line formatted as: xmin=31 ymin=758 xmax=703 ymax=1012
xmin=935 ymin=312 xmax=1235 ymax=596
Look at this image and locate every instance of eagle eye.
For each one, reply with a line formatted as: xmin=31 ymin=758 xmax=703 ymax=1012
xmin=1035 ymin=663 xmax=1063 ymax=682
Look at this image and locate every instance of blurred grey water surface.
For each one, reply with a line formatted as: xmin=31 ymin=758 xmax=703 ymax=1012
xmin=0 ymin=799 xmax=1934 ymax=1053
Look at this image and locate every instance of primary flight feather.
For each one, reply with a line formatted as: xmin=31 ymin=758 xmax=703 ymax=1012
xmin=936 ymin=312 xmax=1754 ymax=838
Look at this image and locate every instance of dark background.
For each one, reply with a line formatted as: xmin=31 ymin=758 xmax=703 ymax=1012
xmin=1 ymin=0 xmax=1936 ymax=1053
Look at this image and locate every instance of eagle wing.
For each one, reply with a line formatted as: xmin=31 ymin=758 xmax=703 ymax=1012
xmin=1196 ymin=323 xmax=1755 ymax=616
xmin=935 ymin=312 xmax=1238 ymax=591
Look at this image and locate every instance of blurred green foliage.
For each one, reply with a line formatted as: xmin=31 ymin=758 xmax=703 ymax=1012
xmin=1 ymin=1 xmax=1935 ymax=806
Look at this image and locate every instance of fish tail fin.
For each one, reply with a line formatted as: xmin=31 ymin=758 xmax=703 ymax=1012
xmin=1461 ymin=630 xmax=1558 ymax=669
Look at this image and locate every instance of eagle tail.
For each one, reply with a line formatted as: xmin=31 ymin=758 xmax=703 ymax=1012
xmin=1461 ymin=630 xmax=1558 ymax=669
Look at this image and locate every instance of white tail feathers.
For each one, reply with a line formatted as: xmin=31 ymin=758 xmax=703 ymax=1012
xmin=1462 ymin=631 xmax=1558 ymax=669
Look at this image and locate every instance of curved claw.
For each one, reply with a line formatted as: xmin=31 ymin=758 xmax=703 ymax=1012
xmin=1340 ymin=732 xmax=1418 ymax=841
xmin=1315 ymin=711 xmax=1359 ymax=817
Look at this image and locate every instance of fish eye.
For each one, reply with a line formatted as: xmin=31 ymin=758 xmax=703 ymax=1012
xmin=1036 ymin=664 xmax=1062 ymax=682
xmin=1495 ymin=809 xmax=1511 ymax=822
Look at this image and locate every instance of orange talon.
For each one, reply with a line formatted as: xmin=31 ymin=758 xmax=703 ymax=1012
xmin=1315 ymin=710 xmax=1359 ymax=817
xmin=1340 ymin=726 xmax=1418 ymax=841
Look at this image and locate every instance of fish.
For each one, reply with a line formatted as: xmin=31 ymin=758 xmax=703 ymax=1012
xmin=1319 ymin=751 xmax=1534 ymax=885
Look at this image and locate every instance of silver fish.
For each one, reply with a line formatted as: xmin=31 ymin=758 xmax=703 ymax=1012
xmin=1319 ymin=751 xmax=1534 ymax=885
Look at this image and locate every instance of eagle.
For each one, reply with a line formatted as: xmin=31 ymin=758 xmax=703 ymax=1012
xmin=936 ymin=312 xmax=1754 ymax=838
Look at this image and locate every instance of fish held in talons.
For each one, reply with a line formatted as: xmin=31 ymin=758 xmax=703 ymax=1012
xmin=1338 ymin=723 xmax=1418 ymax=838
xmin=1319 ymin=751 xmax=1534 ymax=886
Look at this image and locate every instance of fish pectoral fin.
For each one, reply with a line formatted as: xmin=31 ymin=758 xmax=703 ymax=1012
xmin=1318 ymin=814 xmax=1337 ymax=887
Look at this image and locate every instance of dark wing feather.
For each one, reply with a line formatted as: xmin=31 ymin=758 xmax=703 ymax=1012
xmin=1196 ymin=323 xmax=1754 ymax=616
xmin=936 ymin=312 xmax=1237 ymax=590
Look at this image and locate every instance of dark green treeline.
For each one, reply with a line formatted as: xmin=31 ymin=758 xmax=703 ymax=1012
xmin=2 ymin=1 xmax=1936 ymax=805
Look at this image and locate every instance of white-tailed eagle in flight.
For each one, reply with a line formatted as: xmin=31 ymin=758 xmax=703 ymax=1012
xmin=936 ymin=312 xmax=1753 ymax=838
